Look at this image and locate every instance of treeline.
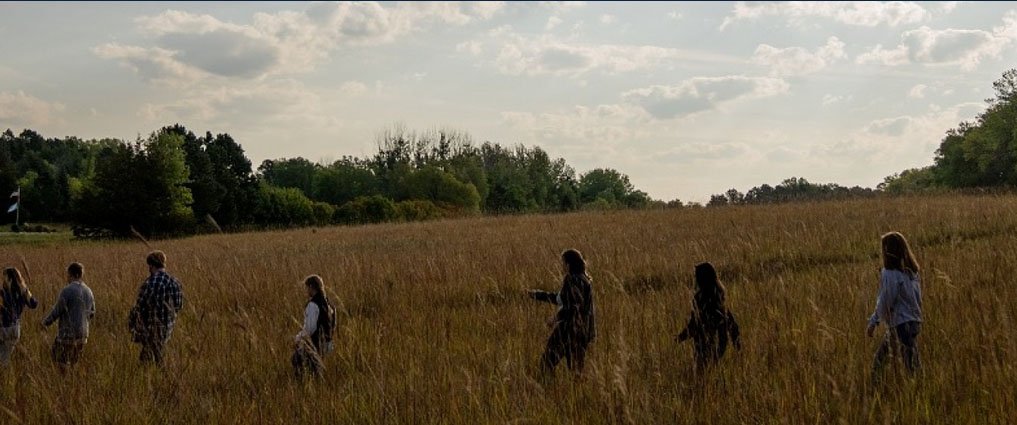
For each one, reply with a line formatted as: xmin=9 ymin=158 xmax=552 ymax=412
xmin=0 ymin=125 xmax=664 ymax=236
xmin=707 ymin=177 xmax=877 ymax=207
xmin=711 ymin=69 xmax=1017 ymax=206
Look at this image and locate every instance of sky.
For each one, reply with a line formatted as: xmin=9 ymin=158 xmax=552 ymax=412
xmin=1 ymin=1 xmax=1015 ymax=202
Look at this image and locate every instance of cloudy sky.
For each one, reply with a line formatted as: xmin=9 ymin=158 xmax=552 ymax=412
xmin=1 ymin=1 xmax=1015 ymax=201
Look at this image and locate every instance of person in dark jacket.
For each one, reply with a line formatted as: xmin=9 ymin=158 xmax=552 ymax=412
xmin=292 ymin=275 xmax=336 ymax=378
xmin=677 ymin=262 xmax=740 ymax=371
xmin=0 ymin=267 xmax=38 ymax=366
xmin=529 ymin=249 xmax=596 ymax=376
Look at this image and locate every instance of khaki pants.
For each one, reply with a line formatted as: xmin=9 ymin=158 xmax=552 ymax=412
xmin=0 ymin=324 xmax=21 ymax=366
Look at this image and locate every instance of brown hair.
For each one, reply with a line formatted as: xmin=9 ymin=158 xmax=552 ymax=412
xmin=146 ymin=250 xmax=167 ymax=269
xmin=67 ymin=262 xmax=84 ymax=279
xmin=304 ymin=275 xmax=325 ymax=300
xmin=3 ymin=267 xmax=28 ymax=296
xmin=694 ymin=262 xmax=726 ymax=312
xmin=881 ymin=232 xmax=920 ymax=276
xmin=561 ymin=249 xmax=587 ymax=275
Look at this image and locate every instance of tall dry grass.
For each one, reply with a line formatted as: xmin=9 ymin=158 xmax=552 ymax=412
xmin=1 ymin=194 xmax=1015 ymax=424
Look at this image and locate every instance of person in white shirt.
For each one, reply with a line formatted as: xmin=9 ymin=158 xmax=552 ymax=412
xmin=866 ymin=231 xmax=923 ymax=381
xmin=292 ymin=275 xmax=336 ymax=378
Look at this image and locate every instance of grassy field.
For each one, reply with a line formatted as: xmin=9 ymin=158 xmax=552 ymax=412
xmin=1 ymin=194 xmax=1015 ymax=424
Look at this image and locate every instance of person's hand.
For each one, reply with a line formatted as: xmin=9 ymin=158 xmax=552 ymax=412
xmin=527 ymin=290 xmax=539 ymax=300
xmin=866 ymin=322 xmax=876 ymax=338
xmin=545 ymin=317 xmax=556 ymax=327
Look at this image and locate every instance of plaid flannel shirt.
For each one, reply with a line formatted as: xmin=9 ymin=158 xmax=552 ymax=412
xmin=129 ymin=270 xmax=183 ymax=340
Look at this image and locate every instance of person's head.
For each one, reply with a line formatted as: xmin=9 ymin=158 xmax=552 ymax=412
xmin=304 ymin=275 xmax=325 ymax=300
xmin=694 ymin=262 xmax=722 ymax=293
xmin=3 ymin=267 xmax=26 ymax=294
xmin=146 ymin=250 xmax=167 ymax=273
xmin=881 ymin=232 xmax=920 ymax=276
xmin=67 ymin=262 xmax=84 ymax=283
xmin=561 ymin=249 xmax=586 ymax=275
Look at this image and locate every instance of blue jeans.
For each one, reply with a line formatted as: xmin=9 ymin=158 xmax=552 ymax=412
xmin=872 ymin=321 xmax=922 ymax=380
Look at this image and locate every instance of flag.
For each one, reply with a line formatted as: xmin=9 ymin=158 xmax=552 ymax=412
xmin=6 ymin=202 xmax=16 ymax=213
xmin=9 ymin=189 xmax=18 ymax=198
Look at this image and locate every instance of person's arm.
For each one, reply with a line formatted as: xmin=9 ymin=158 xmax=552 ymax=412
xmin=727 ymin=311 xmax=741 ymax=350
xmin=528 ymin=289 xmax=559 ymax=304
xmin=87 ymin=287 xmax=95 ymax=319
xmin=172 ymin=281 xmax=183 ymax=313
xmin=295 ymin=303 xmax=319 ymax=342
xmin=677 ymin=313 xmax=695 ymax=342
xmin=25 ymin=289 xmax=38 ymax=309
xmin=555 ymin=276 xmax=581 ymax=322
xmin=42 ymin=290 xmax=65 ymax=326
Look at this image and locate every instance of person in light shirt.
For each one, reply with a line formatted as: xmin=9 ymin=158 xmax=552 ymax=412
xmin=867 ymin=231 xmax=923 ymax=381
xmin=292 ymin=274 xmax=336 ymax=378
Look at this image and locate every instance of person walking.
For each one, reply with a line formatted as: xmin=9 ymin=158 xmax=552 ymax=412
xmin=0 ymin=267 xmax=38 ymax=366
xmin=528 ymin=249 xmax=596 ymax=377
xmin=867 ymin=231 xmax=923 ymax=382
xmin=129 ymin=251 xmax=184 ymax=365
xmin=291 ymin=275 xmax=336 ymax=378
xmin=676 ymin=262 xmax=741 ymax=371
xmin=42 ymin=263 xmax=95 ymax=369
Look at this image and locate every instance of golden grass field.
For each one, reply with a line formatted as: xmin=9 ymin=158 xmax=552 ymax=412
xmin=1 ymin=194 xmax=1016 ymax=424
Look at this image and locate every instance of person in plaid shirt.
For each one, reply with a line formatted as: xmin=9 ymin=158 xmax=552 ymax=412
xmin=129 ymin=250 xmax=183 ymax=365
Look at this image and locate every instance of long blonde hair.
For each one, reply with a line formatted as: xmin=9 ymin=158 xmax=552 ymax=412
xmin=881 ymin=232 xmax=920 ymax=276
xmin=3 ymin=267 xmax=28 ymax=297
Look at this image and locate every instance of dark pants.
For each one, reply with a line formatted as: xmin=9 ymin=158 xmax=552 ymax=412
xmin=52 ymin=339 xmax=86 ymax=366
xmin=541 ymin=325 xmax=589 ymax=376
xmin=291 ymin=343 xmax=324 ymax=378
xmin=693 ymin=331 xmax=730 ymax=371
xmin=139 ymin=337 xmax=168 ymax=365
xmin=872 ymin=321 xmax=921 ymax=381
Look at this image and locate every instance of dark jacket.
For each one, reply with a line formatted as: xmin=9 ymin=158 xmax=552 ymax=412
xmin=677 ymin=293 xmax=740 ymax=363
xmin=0 ymin=286 xmax=38 ymax=327
xmin=533 ymin=273 xmax=596 ymax=342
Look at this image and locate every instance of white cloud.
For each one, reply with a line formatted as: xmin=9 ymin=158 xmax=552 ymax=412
xmin=826 ymin=102 xmax=983 ymax=159
xmin=668 ymin=11 xmax=684 ymax=20
xmin=908 ymin=84 xmax=928 ymax=98
xmin=622 ymin=76 xmax=789 ymax=119
xmin=545 ymin=15 xmax=563 ymax=30
xmin=721 ymin=1 xmax=930 ymax=30
xmin=599 ymin=14 xmax=616 ymax=25
xmin=752 ymin=36 xmax=846 ymax=76
xmin=98 ymin=3 xmax=506 ymax=83
xmin=857 ymin=12 xmax=1017 ymax=69
xmin=822 ymin=94 xmax=847 ymax=106
xmin=939 ymin=1 xmax=967 ymax=13
xmin=484 ymin=34 xmax=682 ymax=77
xmin=0 ymin=91 xmax=66 ymax=127
xmin=339 ymin=81 xmax=370 ymax=97
xmin=501 ymin=103 xmax=650 ymax=143
xmin=456 ymin=40 xmax=483 ymax=56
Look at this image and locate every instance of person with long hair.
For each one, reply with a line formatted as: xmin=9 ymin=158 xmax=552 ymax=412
xmin=292 ymin=275 xmax=336 ymax=378
xmin=528 ymin=249 xmax=596 ymax=376
xmin=867 ymin=231 xmax=923 ymax=380
xmin=676 ymin=262 xmax=740 ymax=370
xmin=0 ymin=267 xmax=38 ymax=366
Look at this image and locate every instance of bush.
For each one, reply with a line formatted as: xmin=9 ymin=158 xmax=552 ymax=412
xmin=310 ymin=201 xmax=336 ymax=226
xmin=395 ymin=200 xmax=444 ymax=222
xmin=11 ymin=223 xmax=58 ymax=233
xmin=252 ymin=183 xmax=314 ymax=225
xmin=335 ymin=195 xmax=398 ymax=225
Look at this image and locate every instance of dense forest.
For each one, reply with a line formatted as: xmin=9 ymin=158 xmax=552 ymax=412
xmin=0 ymin=125 xmax=660 ymax=236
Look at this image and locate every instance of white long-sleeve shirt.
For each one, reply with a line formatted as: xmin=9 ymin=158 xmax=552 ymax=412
xmin=295 ymin=302 xmax=319 ymax=342
xmin=868 ymin=269 xmax=922 ymax=328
